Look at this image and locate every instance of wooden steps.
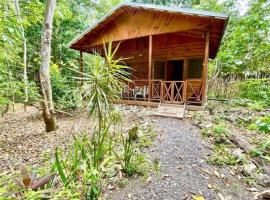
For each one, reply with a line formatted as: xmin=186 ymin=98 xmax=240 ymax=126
xmin=153 ymin=103 xmax=185 ymax=119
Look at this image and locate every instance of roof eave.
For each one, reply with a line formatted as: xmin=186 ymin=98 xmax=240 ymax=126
xmin=67 ymin=2 xmax=229 ymax=49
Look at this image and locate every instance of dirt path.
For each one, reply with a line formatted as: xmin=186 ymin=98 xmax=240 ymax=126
xmin=111 ymin=117 xmax=253 ymax=200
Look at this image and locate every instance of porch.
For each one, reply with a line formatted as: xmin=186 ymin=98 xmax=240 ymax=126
xmin=68 ymin=3 xmax=228 ymax=110
xmin=122 ymin=79 xmax=204 ymax=105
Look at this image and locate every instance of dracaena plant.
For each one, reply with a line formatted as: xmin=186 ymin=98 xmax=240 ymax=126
xmin=19 ymin=165 xmax=56 ymax=190
xmin=77 ymin=42 xmax=131 ymax=169
xmin=1 ymin=165 xmax=56 ymax=199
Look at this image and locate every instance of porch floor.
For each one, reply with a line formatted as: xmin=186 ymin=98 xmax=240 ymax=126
xmin=119 ymin=100 xmax=205 ymax=111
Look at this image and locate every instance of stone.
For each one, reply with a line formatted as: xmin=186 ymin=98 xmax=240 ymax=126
xmin=255 ymin=190 xmax=270 ymax=200
xmin=243 ymin=163 xmax=257 ymax=175
xmin=232 ymin=148 xmax=246 ymax=160
xmin=255 ymin=173 xmax=270 ymax=187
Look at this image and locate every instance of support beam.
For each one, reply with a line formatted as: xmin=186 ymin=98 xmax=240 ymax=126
xmin=79 ymin=50 xmax=84 ymax=86
xmin=148 ymin=35 xmax=152 ymax=101
xmin=202 ymin=29 xmax=210 ymax=105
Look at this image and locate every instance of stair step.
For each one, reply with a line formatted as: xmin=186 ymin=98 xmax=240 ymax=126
xmin=154 ymin=103 xmax=186 ymax=119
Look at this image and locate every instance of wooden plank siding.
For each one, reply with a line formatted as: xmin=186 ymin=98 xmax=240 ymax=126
xmin=69 ymin=3 xmax=229 ymax=106
xmin=113 ymin=32 xmax=205 ymax=80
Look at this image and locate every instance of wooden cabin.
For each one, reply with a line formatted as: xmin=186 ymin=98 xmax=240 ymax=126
xmin=69 ymin=2 xmax=228 ymax=109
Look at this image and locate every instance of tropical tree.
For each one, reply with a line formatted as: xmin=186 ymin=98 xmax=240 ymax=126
xmin=39 ymin=0 xmax=57 ymax=132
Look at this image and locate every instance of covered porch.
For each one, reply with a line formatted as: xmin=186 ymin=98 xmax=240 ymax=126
xmin=123 ymin=79 xmax=203 ymax=105
xmin=115 ymin=31 xmax=210 ymax=106
xmin=68 ymin=3 xmax=228 ymax=109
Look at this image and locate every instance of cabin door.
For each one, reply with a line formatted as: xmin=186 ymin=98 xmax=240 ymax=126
xmin=166 ymin=60 xmax=184 ymax=81
xmin=163 ymin=60 xmax=185 ymax=103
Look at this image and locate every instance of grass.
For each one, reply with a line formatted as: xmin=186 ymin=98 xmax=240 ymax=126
xmin=207 ymin=144 xmax=244 ymax=166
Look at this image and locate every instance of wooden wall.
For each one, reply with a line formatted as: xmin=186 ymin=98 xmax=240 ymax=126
xmin=114 ymin=31 xmax=205 ymax=79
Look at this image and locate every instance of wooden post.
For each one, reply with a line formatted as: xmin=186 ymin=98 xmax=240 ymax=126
xmin=202 ymin=29 xmax=210 ymax=105
xmin=79 ymin=50 xmax=84 ymax=86
xmin=148 ymin=35 xmax=152 ymax=101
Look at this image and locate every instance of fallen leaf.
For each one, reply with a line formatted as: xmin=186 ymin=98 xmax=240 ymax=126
xmin=145 ymin=176 xmax=152 ymax=185
xmin=193 ymin=195 xmax=205 ymax=200
xmin=208 ymin=183 xmax=213 ymax=189
xmin=247 ymin=187 xmax=258 ymax=192
xmin=127 ymin=193 xmax=132 ymax=199
xmin=107 ymin=184 xmax=115 ymax=190
xmin=213 ymin=170 xmax=220 ymax=178
xmin=202 ymin=169 xmax=213 ymax=175
xmin=218 ymin=193 xmax=225 ymax=200
xmin=162 ymin=174 xmax=170 ymax=180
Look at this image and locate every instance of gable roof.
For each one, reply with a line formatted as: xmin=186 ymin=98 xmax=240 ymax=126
xmin=68 ymin=2 xmax=229 ymax=59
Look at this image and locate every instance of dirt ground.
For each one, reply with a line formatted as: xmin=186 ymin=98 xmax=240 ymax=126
xmin=0 ymin=105 xmax=91 ymax=171
xmin=0 ymin=104 xmax=255 ymax=199
xmin=110 ymin=117 xmax=253 ymax=200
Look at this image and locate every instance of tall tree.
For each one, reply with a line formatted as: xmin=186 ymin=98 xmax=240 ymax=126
xmin=39 ymin=0 xmax=57 ymax=132
xmin=14 ymin=0 xmax=28 ymax=111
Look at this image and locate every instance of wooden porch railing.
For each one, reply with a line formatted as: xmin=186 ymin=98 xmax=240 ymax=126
xmin=122 ymin=79 xmax=203 ymax=104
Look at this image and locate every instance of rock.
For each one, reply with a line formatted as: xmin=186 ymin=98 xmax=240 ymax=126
xmin=255 ymin=190 xmax=270 ymax=200
xmin=255 ymin=173 xmax=270 ymax=187
xmin=232 ymin=148 xmax=246 ymax=160
xmin=243 ymin=163 xmax=257 ymax=175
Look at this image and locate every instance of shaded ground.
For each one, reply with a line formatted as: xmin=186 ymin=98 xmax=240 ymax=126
xmin=110 ymin=117 xmax=253 ymax=200
xmin=0 ymin=104 xmax=255 ymax=199
xmin=0 ymin=105 xmax=91 ymax=170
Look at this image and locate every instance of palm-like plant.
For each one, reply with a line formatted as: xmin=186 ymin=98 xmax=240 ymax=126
xmin=78 ymin=42 xmax=130 ymax=169
xmin=82 ymin=42 xmax=130 ymax=119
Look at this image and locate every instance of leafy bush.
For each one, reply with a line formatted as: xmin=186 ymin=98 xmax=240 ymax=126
xmin=237 ymin=79 xmax=270 ymax=107
xmin=53 ymin=134 xmax=101 ymax=199
xmin=0 ymin=96 xmax=9 ymax=116
xmin=208 ymin=144 xmax=244 ymax=166
xmin=249 ymin=140 xmax=270 ymax=162
xmin=50 ymin=64 xmax=82 ymax=110
xmin=248 ymin=115 xmax=270 ymax=134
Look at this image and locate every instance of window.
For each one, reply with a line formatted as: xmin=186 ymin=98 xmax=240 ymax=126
xmin=153 ymin=61 xmax=165 ymax=79
xmin=187 ymin=59 xmax=203 ymax=79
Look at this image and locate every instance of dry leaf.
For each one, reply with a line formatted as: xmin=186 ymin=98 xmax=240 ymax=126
xmin=162 ymin=174 xmax=170 ymax=180
xmin=247 ymin=187 xmax=258 ymax=192
xmin=145 ymin=176 xmax=152 ymax=185
xmin=213 ymin=170 xmax=220 ymax=178
xmin=127 ymin=193 xmax=132 ymax=199
xmin=193 ymin=195 xmax=205 ymax=200
xmin=202 ymin=168 xmax=212 ymax=175
xmin=20 ymin=165 xmax=31 ymax=188
xmin=108 ymin=184 xmax=115 ymax=190
xmin=218 ymin=193 xmax=225 ymax=200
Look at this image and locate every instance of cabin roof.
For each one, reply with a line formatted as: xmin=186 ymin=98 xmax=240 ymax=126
xmin=68 ymin=2 xmax=229 ymax=59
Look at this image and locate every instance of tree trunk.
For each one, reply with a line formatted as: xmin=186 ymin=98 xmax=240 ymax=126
xmin=39 ymin=0 xmax=57 ymax=132
xmin=14 ymin=0 xmax=28 ymax=111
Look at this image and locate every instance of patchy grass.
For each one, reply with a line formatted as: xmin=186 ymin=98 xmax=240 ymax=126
xmin=0 ymin=114 xmax=158 ymax=200
xmin=207 ymin=144 xmax=244 ymax=166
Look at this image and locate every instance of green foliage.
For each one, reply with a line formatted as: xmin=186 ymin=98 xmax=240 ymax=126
xmin=202 ymin=123 xmax=230 ymax=144
xmin=249 ymin=139 xmax=270 ymax=163
xmin=81 ymin=42 xmax=130 ymax=116
xmin=237 ymin=79 xmax=270 ymax=106
xmin=121 ymin=126 xmax=138 ymax=176
xmin=248 ymin=115 xmax=270 ymax=134
xmin=208 ymin=144 xmax=243 ymax=166
xmin=50 ymin=64 xmax=82 ymax=110
xmin=54 ymin=134 xmax=101 ymax=199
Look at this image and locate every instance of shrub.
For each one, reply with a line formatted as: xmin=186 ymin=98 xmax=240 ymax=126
xmin=248 ymin=115 xmax=270 ymax=134
xmin=50 ymin=64 xmax=81 ymax=110
xmin=237 ymin=79 xmax=270 ymax=106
